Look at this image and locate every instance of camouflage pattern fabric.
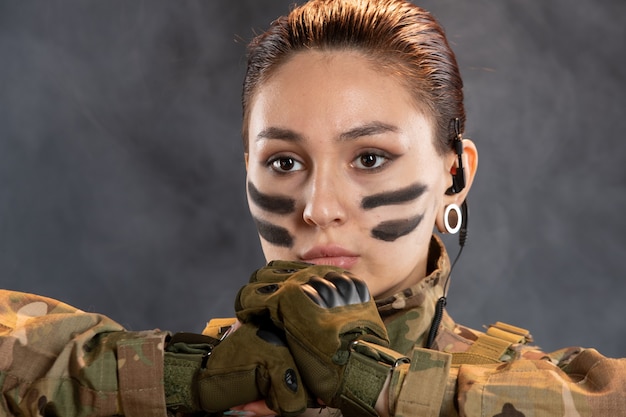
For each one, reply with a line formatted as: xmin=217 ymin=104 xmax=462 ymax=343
xmin=0 ymin=290 xmax=169 ymax=417
xmin=374 ymin=235 xmax=626 ymax=416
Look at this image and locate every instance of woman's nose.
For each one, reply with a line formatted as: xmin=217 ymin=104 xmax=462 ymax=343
xmin=302 ymin=169 xmax=348 ymax=228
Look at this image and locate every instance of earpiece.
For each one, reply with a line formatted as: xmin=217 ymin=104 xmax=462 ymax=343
xmin=445 ymin=118 xmax=466 ymax=195
xmin=447 ymin=118 xmax=468 ymax=248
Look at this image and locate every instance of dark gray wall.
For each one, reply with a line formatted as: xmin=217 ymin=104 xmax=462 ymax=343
xmin=1 ymin=1 xmax=625 ymax=357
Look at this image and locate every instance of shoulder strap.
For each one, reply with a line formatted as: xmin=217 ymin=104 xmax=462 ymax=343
xmin=451 ymin=321 xmax=531 ymax=365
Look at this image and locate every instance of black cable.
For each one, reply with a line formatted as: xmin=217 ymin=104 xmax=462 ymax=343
xmin=425 ymin=200 xmax=468 ymax=349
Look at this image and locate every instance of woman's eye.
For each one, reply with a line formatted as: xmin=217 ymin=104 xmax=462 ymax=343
xmin=269 ymin=156 xmax=304 ymax=173
xmin=353 ymin=153 xmax=388 ymax=170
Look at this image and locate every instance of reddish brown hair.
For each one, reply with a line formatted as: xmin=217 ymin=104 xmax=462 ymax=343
xmin=242 ymin=0 xmax=465 ymax=154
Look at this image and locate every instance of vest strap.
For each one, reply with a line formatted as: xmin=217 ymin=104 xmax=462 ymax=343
xmin=451 ymin=321 xmax=531 ymax=365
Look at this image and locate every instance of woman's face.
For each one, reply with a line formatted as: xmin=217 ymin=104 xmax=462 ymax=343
xmin=245 ymin=50 xmax=456 ymax=298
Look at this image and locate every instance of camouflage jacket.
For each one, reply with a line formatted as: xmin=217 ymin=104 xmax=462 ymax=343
xmin=0 ymin=290 xmax=169 ymax=417
xmin=2 ymin=236 xmax=626 ymax=416
xmin=374 ymin=235 xmax=626 ymax=416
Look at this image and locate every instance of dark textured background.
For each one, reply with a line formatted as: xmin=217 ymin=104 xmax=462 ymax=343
xmin=1 ymin=1 xmax=625 ymax=357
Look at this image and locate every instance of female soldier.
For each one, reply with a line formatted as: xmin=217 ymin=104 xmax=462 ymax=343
xmin=1 ymin=0 xmax=625 ymax=416
xmin=226 ymin=0 xmax=626 ymax=415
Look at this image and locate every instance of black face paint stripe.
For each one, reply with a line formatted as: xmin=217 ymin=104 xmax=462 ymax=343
xmin=248 ymin=181 xmax=296 ymax=214
xmin=252 ymin=216 xmax=294 ymax=248
xmin=361 ymin=183 xmax=428 ymax=210
xmin=371 ymin=214 xmax=424 ymax=242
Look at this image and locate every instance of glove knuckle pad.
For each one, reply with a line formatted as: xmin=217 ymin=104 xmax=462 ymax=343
xmin=304 ymin=276 xmax=340 ymax=308
xmin=353 ymin=278 xmax=371 ymax=302
xmin=301 ymin=283 xmax=328 ymax=307
xmin=325 ymin=273 xmax=362 ymax=305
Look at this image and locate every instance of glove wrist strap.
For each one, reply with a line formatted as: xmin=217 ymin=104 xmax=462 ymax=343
xmin=339 ymin=341 xmax=410 ymax=417
xmin=164 ymin=352 xmax=203 ymax=411
xmin=163 ymin=333 xmax=220 ymax=412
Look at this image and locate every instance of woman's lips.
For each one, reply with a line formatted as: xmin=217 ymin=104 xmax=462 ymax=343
xmin=300 ymin=246 xmax=359 ymax=269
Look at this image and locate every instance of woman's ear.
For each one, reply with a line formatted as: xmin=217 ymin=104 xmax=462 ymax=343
xmin=244 ymin=152 xmax=249 ymax=171
xmin=451 ymin=138 xmax=478 ymax=204
xmin=436 ymin=139 xmax=478 ymax=232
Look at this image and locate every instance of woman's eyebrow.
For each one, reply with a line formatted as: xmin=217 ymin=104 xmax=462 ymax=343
xmin=256 ymin=127 xmax=303 ymax=142
xmin=255 ymin=121 xmax=397 ymax=143
xmin=339 ymin=121 xmax=398 ymax=141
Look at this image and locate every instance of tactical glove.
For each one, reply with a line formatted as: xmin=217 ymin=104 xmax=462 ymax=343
xmin=164 ymin=320 xmax=307 ymax=416
xmin=236 ymin=261 xmax=408 ymax=416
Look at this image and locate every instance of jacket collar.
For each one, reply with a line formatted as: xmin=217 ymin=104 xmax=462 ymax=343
xmin=374 ymin=235 xmax=451 ymax=354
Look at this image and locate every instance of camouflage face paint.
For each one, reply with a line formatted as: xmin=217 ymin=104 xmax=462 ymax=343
xmin=371 ymin=214 xmax=424 ymax=242
xmin=248 ymin=181 xmax=296 ymax=214
xmin=362 ymin=184 xmax=427 ymax=242
xmin=361 ymin=183 xmax=427 ymax=210
xmin=252 ymin=216 xmax=294 ymax=248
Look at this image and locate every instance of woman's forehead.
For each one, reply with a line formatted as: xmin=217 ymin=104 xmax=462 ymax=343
xmin=248 ymin=51 xmax=433 ymax=138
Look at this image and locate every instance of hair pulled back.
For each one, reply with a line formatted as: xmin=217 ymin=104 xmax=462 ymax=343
xmin=242 ymin=0 xmax=465 ymax=154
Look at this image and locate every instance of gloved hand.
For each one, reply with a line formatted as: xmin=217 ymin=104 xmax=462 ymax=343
xmin=164 ymin=319 xmax=308 ymax=416
xmin=235 ymin=261 xmax=406 ymax=416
